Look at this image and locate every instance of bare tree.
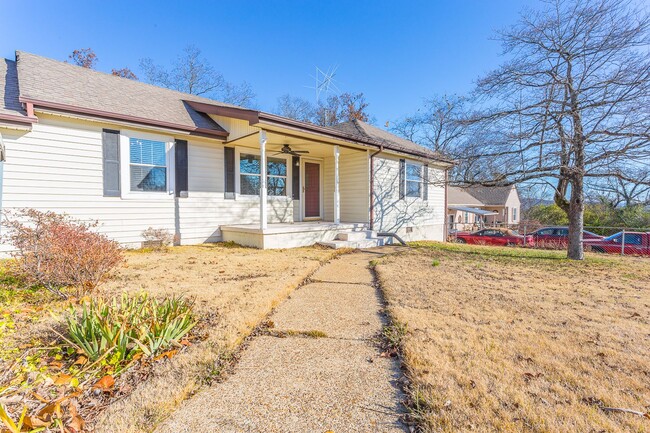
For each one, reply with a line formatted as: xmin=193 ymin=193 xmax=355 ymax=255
xmin=391 ymin=94 xmax=468 ymax=154
xmin=314 ymin=92 xmax=370 ymax=126
xmin=111 ymin=67 xmax=138 ymax=80
xmin=275 ymin=94 xmax=316 ymax=122
xmin=140 ymin=45 xmax=255 ymax=107
xmin=591 ymin=170 xmax=650 ymax=207
xmin=461 ymin=0 xmax=650 ymax=259
xmin=69 ymin=48 xmax=98 ymax=69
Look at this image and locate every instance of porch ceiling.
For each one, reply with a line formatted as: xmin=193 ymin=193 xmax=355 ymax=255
xmin=227 ymin=130 xmax=368 ymax=158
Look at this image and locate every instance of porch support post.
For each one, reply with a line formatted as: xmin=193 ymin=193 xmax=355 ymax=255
xmin=334 ymin=145 xmax=340 ymax=224
xmin=259 ymin=130 xmax=268 ymax=230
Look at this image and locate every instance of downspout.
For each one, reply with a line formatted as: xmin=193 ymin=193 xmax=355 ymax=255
xmin=369 ymin=146 xmax=384 ymax=231
xmin=444 ymin=169 xmax=449 ymax=240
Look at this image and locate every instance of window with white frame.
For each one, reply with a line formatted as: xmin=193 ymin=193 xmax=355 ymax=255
xmin=239 ymin=153 xmax=287 ymax=196
xmin=405 ymin=162 xmax=422 ymax=198
xmin=129 ymin=138 xmax=167 ymax=192
xmin=512 ymin=207 xmax=517 ymax=221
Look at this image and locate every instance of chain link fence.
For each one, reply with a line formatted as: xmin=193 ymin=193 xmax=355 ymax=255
xmin=446 ymin=221 xmax=650 ymax=256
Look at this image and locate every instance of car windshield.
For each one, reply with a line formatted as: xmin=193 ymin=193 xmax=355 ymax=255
xmin=604 ymin=233 xmax=622 ymax=241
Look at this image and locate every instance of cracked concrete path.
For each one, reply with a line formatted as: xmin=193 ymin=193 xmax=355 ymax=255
xmin=156 ymin=249 xmax=407 ymax=433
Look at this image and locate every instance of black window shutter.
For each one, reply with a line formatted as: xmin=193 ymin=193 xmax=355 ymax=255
xmin=292 ymin=156 xmax=300 ymax=200
xmin=423 ymin=164 xmax=429 ymax=201
xmin=102 ymin=129 xmax=120 ymax=197
xmin=399 ymin=159 xmax=405 ymax=199
xmin=224 ymin=147 xmax=235 ymax=199
xmin=175 ymin=139 xmax=188 ymax=197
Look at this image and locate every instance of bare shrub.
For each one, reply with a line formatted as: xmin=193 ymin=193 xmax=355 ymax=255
xmin=2 ymin=209 xmax=123 ymax=298
xmin=141 ymin=227 xmax=174 ymax=250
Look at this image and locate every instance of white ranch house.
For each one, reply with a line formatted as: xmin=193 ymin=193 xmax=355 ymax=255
xmin=0 ymin=52 xmax=452 ymax=249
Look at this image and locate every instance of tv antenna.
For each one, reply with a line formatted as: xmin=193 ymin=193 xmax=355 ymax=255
xmin=307 ymin=65 xmax=339 ymax=102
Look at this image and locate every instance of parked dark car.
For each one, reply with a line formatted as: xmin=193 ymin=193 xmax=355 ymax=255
xmin=455 ymin=228 xmax=534 ymax=247
xmin=584 ymin=231 xmax=650 ymax=255
xmin=531 ymin=227 xmax=603 ymax=249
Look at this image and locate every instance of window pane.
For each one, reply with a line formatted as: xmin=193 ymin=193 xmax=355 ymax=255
xmin=130 ymin=138 xmax=166 ymax=166
xmin=267 ymin=158 xmax=287 ymax=176
xmin=268 ymin=177 xmax=286 ymax=196
xmin=240 ymin=174 xmax=260 ymax=195
xmin=240 ymin=154 xmax=260 ymax=174
xmin=406 ymin=180 xmax=421 ymax=197
xmin=130 ymin=166 xmax=167 ymax=192
xmin=406 ymin=164 xmax=421 ymax=181
xmin=626 ymin=234 xmax=642 ymax=245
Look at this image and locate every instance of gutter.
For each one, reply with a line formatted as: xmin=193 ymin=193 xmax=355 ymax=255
xmin=0 ymin=112 xmax=37 ymax=126
xmin=369 ymin=146 xmax=384 ymax=231
xmin=19 ymin=97 xmax=229 ymax=139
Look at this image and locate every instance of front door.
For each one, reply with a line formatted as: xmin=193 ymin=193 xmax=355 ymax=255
xmin=303 ymin=161 xmax=321 ymax=219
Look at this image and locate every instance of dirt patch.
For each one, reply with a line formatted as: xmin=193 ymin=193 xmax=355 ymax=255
xmin=376 ymin=242 xmax=650 ymax=433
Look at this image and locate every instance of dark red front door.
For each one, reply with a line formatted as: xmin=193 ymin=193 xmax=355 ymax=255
xmin=304 ymin=162 xmax=320 ymax=218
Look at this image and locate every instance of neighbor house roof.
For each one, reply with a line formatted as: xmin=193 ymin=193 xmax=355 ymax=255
xmin=464 ymin=185 xmax=516 ymax=206
xmin=448 ymin=187 xmax=484 ymax=206
xmin=448 ymin=185 xmax=518 ymax=207
xmin=0 ymin=59 xmax=33 ymax=125
xmin=14 ymin=51 xmax=229 ymax=137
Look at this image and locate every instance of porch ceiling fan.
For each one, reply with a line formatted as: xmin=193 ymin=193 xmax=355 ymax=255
xmin=273 ymin=144 xmax=309 ymax=157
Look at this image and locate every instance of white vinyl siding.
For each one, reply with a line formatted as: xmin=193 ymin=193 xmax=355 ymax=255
xmin=323 ymin=149 xmax=369 ymax=223
xmin=0 ymin=115 xmax=293 ymax=249
xmin=372 ymin=154 xmax=445 ymax=241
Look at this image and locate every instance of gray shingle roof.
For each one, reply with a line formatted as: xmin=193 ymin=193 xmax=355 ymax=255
xmin=330 ymin=119 xmax=449 ymax=161
xmin=464 ymin=185 xmax=516 ymax=206
xmin=0 ymin=59 xmax=29 ymax=119
xmin=447 ymin=187 xmax=483 ymax=206
xmin=15 ymin=51 xmax=231 ymax=134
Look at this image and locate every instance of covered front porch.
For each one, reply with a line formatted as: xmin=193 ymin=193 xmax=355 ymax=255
xmin=215 ymin=124 xmax=374 ymax=248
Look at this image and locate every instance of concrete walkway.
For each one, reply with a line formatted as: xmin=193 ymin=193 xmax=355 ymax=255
xmin=156 ymin=250 xmax=406 ymax=433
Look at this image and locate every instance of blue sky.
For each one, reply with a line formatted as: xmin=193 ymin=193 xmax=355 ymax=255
xmin=0 ymin=0 xmax=538 ymax=124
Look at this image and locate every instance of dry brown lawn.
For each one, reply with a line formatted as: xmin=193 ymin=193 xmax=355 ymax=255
xmin=92 ymin=243 xmax=341 ymax=433
xmin=375 ymin=242 xmax=650 ymax=433
xmin=0 ymin=243 xmax=339 ymax=433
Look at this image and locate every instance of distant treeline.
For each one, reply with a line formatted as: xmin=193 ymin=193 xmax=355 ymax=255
xmin=525 ymin=203 xmax=650 ymax=232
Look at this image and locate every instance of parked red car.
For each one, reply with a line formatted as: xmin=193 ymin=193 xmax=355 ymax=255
xmin=455 ymin=228 xmax=534 ymax=247
xmin=584 ymin=231 xmax=650 ymax=255
xmin=531 ymin=227 xmax=603 ymax=249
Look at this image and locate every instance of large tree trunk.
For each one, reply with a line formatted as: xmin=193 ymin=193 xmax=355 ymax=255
xmin=567 ymin=177 xmax=585 ymax=260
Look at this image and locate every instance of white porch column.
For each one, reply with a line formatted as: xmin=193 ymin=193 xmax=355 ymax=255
xmin=259 ymin=130 xmax=268 ymax=230
xmin=333 ymin=145 xmax=340 ymax=224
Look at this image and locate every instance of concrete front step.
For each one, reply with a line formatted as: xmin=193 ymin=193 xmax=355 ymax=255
xmin=318 ymin=236 xmax=391 ymax=249
xmin=335 ymin=230 xmax=377 ymax=241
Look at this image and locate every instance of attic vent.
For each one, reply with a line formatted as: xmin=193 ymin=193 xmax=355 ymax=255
xmin=406 ymin=227 xmax=413 ymax=234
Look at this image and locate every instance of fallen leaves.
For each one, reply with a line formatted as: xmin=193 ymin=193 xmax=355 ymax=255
xmin=92 ymin=375 xmax=115 ymax=392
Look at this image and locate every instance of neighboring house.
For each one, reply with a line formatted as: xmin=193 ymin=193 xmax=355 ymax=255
xmin=0 ymin=51 xmax=452 ymax=250
xmin=447 ymin=185 xmax=521 ymax=230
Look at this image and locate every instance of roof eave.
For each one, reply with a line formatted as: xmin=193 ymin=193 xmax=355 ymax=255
xmin=184 ymin=101 xmax=454 ymax=164
xmin=20 ymin=97 xmax=229 ymax=139
xmin=0 ymin=112 xmax=37 ymax=126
